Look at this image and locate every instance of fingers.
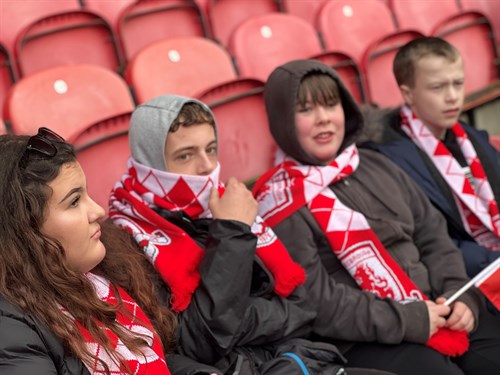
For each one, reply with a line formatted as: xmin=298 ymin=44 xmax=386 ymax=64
xmin=446 ymin=301 xmax=475 ymax=333
xmin=425 ymin=301 xmax=451 ymax=337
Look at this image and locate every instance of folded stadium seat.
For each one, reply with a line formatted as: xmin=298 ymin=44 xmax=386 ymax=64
xmin=490 ymin=135 xmax=500 ymax=152
xmin=228 ymin=13 xmax=328 ymax=81
xmin=118 ymin=0 xmax=210 ymax=62
xmin=316 ymin=0 xmax=397 ymax=67
xmin=0 ymin=118 xmax=7 ymax=135
xmin=363 ymin=30 xmax=425 ymax=108
xmin=277 ymin=0 xmax=327 ymax=28
xmin=0 ymin=0 xmax=79 ymax=60
xmin=432 ymin=11 xmax=499 ymax=96
xmin=313 ymin=51 xmax=366 ymax=104
xmin=81 ymin=0 xmax=135 ymax=33
xmin=459 ymin=0 xmax=500 ymax=53
xmin=196 ymin=79 xmax=275 ymax=184
xmin=390 ymin=0 xmax=459 ymax=35
xmin=0 ymin=44 xmax=16 ymax=119
xmin=15 ymin=10 xmax=124 ymax=77
xmin=208 ymin=0 xmax=279 ymax=48
xmin=72 ymin=112 xmax=132 ymax=213
xmin=125 ymin=36 xmax=237 ymax=103
xmin=4 ymin=64 xmax=135 ymax=141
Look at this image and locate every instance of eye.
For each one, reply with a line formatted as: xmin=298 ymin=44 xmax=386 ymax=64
xmin=176 ymin=153 xmax=191 ymax=161
xmin=297 ymin=105 xmax=312 ymax=113
xmin=70 ymin=195 xmax=81 ymax=208
xmin=326 ymin=100 xmax=338 ymax=108
xmin=207 ymin=145 xmax=217 ymax=155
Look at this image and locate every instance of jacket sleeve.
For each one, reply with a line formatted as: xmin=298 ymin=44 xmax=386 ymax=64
xmin=166 ymin=353 xmax=222 ymax=375
xmin=272 ymin=209 xmax=430 ymax=345
xmin=395 ymin=164 xmax=482 ymax=320
xmin=0 ymin=314 xmax=59 ymax=375
xmin=177 ymin=219 xmax=316 ymax=364
xmin=454 ymin=238 xmax=500 ymax=278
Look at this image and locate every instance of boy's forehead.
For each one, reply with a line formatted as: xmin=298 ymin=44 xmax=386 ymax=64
xmin=414 ymin=55 xmax=463 ymax=78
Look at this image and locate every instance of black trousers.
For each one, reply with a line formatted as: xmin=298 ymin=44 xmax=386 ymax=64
xmin=343 ymin=302 xmax=500 ymax=375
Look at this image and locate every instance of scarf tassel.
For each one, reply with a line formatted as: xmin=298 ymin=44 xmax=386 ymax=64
xmin=426 ymin=328 xmax=469 ymax=357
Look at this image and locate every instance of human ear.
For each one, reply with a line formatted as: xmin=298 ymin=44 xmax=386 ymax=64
xmin=399 ymin=84 xmax=413 ymax=106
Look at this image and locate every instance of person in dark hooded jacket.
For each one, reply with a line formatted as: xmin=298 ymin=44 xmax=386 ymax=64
xmin=252 ymin=59 xmax=500 ymax=375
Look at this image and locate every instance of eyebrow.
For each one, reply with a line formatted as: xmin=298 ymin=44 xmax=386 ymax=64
xmin=59 ymin=187 xmax=83 ymax=204
xmin=172 ymin=140 xmax=217 ymax=154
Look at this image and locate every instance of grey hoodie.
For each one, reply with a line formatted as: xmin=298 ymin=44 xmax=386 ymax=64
xmin=128 ymin=94 xmax=217 ymax=171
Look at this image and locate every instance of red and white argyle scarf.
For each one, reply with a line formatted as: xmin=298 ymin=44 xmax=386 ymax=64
xmin=253 ymin=145 xmax=468 ymax=356
xmin=400 ymin=105 xmax=500 ymax=250
xmin=109 ymin=159 xmax=305 ymax=312
xmin=70 ymin=273 xmax=169 ymax=375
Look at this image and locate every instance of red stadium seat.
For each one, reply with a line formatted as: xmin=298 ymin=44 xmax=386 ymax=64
xmin=317 ymin=0 xmax=397 ymax=66
xmin=126 ymin=36 xmax=237 ymax=103
xmin=201 ymin=81 xmax=275 ymax=183
xmin=73 ymin=113 xmax=132 ymax=213
xmin=15 ymin=10 xmax=123 ymax=77
xmin=118 ymin=0 xmax=210 ymax=61
xmin=0 ymin=44 xmax=16 ymax=118
xmin=313 ymin=51 xmax=366 ymax=104
xmin=0 ymin=0 xmax=79 ymax=55
xmin=0 ymin=118 xmax=7 ymax=135
xmin=490 ymin=135 xmax=500 ymax=152
xmin=208 ymin=0 xmax=279 ymax=48
xmin=4 ymin=64 xmax=135 ymax=141
xmin=81 ymin=0 xmax=135 ymax=31
xmin=460 ymin=0 xmax=500 ymax=52
xmin=391 ymin=0 xmax=459 ymax=34
xmin=363 ymin=30 xmax=425 ymax=107
xmin=433 ymin=11 xmax=499 ymax=96
xmin=228 ymin=13 xmax=325 ymax=81
xmin=278 ymin=0 xmax=327 ymax=27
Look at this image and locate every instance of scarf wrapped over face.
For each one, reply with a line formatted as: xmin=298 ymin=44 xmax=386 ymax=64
xmin=109 ymin=159 xmax=305 ymax=312
xmin=400 ymin=105 xmax=500 ymax=250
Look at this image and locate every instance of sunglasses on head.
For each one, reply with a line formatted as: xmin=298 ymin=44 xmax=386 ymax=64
xmin=20 ymin=127 xmax=66 ymax=167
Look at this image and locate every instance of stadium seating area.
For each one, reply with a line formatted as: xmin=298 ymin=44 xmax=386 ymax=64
xmin=1 ymin=0 xmax=499 ymax=211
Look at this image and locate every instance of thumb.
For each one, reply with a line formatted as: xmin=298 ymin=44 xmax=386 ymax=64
xmin=436 ymin=297 xmax=447 ymax=305
xmin=209 ymin=187 xmax=219 ymax=209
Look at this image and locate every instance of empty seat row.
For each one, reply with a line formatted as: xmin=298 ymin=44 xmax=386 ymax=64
xmin=1 ymin=63 xmax=274 ymax=211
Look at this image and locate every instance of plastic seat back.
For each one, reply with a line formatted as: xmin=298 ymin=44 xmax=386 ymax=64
xmin=118 ymin=0 xmax=209 ymax=61
xmin=391 ymin=0 xmax=459 ymax=34
xmin=0 ymin=0 xmax=79 ymax=54
xmin=201 ymin=82 xmax=275 ymax=183
xmin=73 ymin=113 xmax=132 ymax=214
xmin=16 ymin=10 xmax=123 ymax=77
xmin=433 ymin=12 xmax=499 ymax=95
xmin=5 ymin=64 xmax=135 ymax=141
xmin=126 ymin=36 xmax=237 ymax=103
xmin=0 ymin=44 xmax=16 ymax=118
xmin=279 ymin=0 xmax=327 ymax=27
xmin=363 ymin=30 xmax=425 ymax=107
xmin=313 ymin=51 xmax=366 ymax=104
xmin=208 ymin=0 xmax=279 ymax=47
xmin=82 ymin=0 xmax=135 ymax=31
xmin=317 ymin=0 xmax=397 ymax=65
xmin=460 ymin=0 xmax=500 ymax=51
xmin=489 ymin=134 xmax=500 ymax=152
xmin=0 ymin=118 xmax=7 ymax=135
xmin=228 ymin=13 xmax=324 ymax=81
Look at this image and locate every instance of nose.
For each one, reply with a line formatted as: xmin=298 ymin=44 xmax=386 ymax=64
xmin=445 ymin=86 xmax=458 ymax=103
xmin=88 ymin=196 xmax=106 ymax=222
xmin=315 ymin=105 xmax=331 ymax=124
xmin=197 ymin=152 xmax=215 ymax=176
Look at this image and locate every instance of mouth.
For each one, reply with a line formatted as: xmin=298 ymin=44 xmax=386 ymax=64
xmin=91 ymin=225 xmax=101 ymax=240
xmin=314 ymin=131 xmax=334 ymax=142
xmin=443 ymin=108 xmax=460 ymax=117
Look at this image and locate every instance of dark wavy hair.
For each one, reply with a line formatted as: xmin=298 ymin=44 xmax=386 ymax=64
xmin=0 ymin=134 xmax=177 ymax=374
